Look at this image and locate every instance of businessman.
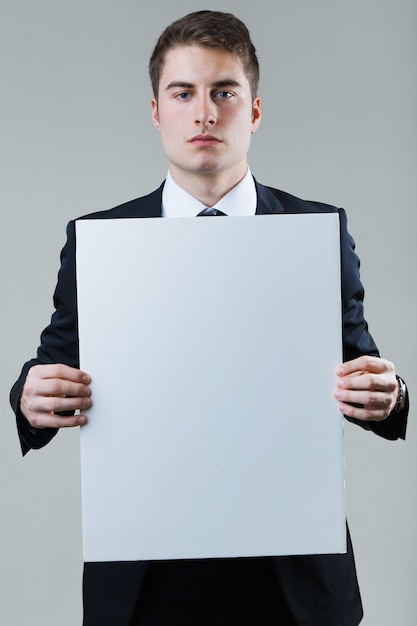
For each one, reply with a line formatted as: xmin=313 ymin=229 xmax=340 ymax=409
xmin=11 ymin=10 xmax=408 ymax=626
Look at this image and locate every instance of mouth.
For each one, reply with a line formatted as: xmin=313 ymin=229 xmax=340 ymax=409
xmin=189 ymin=135 xmax=221 ymax=147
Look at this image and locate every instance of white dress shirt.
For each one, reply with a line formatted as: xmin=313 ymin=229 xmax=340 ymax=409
xmin=161 ymin=168 xmax=257 ymax=218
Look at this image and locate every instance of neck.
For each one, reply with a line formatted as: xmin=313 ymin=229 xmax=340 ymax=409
xmin=169 ymin=166 xmax=248 ymax=207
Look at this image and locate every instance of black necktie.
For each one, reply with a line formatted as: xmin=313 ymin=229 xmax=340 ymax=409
xmin=196 ymin=208 xmax=227 ymax=216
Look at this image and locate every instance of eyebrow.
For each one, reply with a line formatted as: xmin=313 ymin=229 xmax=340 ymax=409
xmin=165 ymin=80 xmax=242 ymax=91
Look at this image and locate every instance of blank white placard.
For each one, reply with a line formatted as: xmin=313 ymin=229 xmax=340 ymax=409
xmin=76 ymin=214 xmax=345 ymax=562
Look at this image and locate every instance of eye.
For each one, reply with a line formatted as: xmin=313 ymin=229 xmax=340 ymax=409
xmin=215 ymin=91 xmax=233 ymax=99
xmin=176 ymin=92 xmax=191 ymax=101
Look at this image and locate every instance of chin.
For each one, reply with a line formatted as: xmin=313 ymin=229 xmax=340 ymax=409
xmin=191 ymin=160 xmax=223 ymax=174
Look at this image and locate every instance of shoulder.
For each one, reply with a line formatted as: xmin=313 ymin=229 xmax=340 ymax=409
xmin=76 ymin=184 xmax=164 ymax=221
xmin=256 ymin=180 xmax=340 ymax=214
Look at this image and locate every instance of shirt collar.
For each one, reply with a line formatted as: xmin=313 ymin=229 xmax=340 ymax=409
xmin=162 ymin=168 xmax=257 ymax=218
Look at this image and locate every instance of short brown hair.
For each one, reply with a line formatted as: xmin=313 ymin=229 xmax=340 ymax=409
xmin=149 ymin=10 xmax=260 ymax=100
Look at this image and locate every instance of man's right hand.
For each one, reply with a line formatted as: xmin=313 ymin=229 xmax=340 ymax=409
xmin=20 ymin=364 xmax=92 ymax=429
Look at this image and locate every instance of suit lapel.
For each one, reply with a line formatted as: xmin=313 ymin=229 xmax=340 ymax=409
xmin=140 ymin=184 xmax=164 ymax=217
xmin=255 ymin=179 xmax=285 ymax=215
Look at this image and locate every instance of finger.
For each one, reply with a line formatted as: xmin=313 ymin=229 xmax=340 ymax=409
xmin=334 ymin=387 xmax=391 ymax=408
xmin=27 ymin=410 xmax=89 ymax=430
xmin=29 ymin=363 xmax=91 ymax=384
xmin=336 ymin=372 xmax=397 ymax=393
xmin=337 ymin=401 xmax=391 ymax=422
xmin=336 ymin=356 xmax=394 ymax=377
xmin=24 ymin=393 xmax=92 ymax=415
xmin=29 ymin=377 xmax=92 ymax=400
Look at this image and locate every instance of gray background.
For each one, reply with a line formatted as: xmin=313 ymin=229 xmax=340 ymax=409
xmin=1 ymin=0 xmax=415 ymax=624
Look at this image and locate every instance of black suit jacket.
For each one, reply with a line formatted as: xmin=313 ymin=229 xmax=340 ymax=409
xmin=10 ymin=181 xmax=408 ymax=625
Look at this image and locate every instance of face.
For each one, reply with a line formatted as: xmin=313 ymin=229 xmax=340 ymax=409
xmin=151 ymin=46 xmax=261 ymax=190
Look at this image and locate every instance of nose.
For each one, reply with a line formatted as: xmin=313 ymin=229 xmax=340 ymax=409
xmin=194 ymin=94 xmax=217 ymax=126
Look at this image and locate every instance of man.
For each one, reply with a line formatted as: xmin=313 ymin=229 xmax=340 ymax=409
xmin=10 ymin=10 xmax=408 ymax=626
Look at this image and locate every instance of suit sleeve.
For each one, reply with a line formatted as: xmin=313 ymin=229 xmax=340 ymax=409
xmin=10 ymin=221 xmax=80 ymax=455
xmin=339 ymin=208 xmax=408 ymax=440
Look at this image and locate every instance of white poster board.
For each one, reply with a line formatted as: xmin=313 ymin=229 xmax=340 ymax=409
xmin=76 ymin=214 xmax=345 ymax=562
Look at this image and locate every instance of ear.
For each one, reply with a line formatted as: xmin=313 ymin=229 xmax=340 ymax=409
xmin=151 ymin=97 xmax=160 ymax=131
xmin=251 ymin=96 xmax=261 ymax=134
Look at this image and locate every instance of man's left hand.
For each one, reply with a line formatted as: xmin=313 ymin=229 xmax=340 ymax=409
xmin=334 ymin=355 xmax=398 ymax=422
